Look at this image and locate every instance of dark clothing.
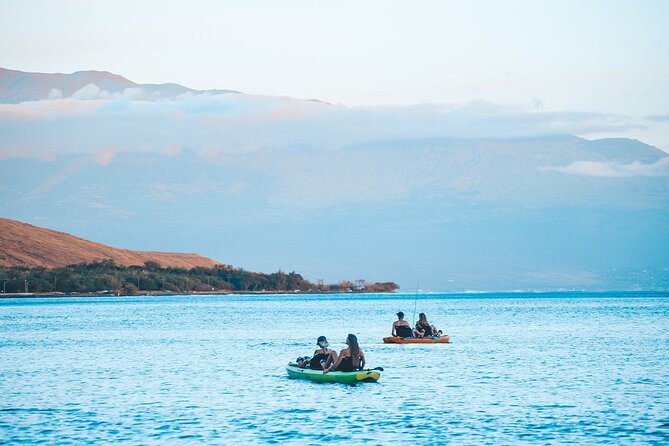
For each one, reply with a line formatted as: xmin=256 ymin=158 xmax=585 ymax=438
xmin=396 ymin=325 xmax=413 ymax=338
xmin=416 ymin=322 xmax=433 ymax=336
xmin=336 ymin=355 xmax=362 ymax=372
xmin=309 ymin=353 xmax=329 ymax=370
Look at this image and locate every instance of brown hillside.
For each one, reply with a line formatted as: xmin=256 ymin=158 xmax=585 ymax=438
xmin=0 ymin=218 xmax=221 ymax=269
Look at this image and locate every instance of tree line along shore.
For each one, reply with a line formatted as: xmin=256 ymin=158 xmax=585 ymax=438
xmin=0 ymin=260 xmax=399 ymax=295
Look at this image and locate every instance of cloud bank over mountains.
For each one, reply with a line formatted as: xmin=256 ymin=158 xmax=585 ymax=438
xmin=1 ymin=68 xmax=668 ymax=290
xmin=0 ymin=76 xmax=653 ymax=160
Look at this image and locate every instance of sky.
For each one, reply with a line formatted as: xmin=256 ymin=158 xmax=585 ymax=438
xmin=1 ymin=0 xmax=668 ymax=150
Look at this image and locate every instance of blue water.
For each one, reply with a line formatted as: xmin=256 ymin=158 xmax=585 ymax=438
xmin=1 ymin=292 xmax=668 ymax=445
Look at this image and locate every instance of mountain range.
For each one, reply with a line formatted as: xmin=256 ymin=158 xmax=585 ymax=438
xmin=0 ymin=67 xmax=237 ymax=103
xmin=0 ymin=67 xmax=667 ymax=291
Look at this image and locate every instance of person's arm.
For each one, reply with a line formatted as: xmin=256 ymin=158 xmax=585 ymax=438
xmin=392 ymin=321 xmax=397 ymax=337
xmin=324 ymin=349 xmax=346 ymax=373
xmin=322 ymin=349 xmax=337 ymax=370
xmin=359 ymin=350 xmax=366 ymax=370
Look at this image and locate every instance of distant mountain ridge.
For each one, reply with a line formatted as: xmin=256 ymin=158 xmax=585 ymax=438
xmin=0 ymin=218 xmax=221 ymax=269
xmin=1 ymin=68 xmax=667 ymax=290
xmin=0 ymin=67 xmax=239 ymax=103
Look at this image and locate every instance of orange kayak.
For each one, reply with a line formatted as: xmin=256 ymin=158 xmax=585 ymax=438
xmin=383 ymin=335 xmax=450 ymax=344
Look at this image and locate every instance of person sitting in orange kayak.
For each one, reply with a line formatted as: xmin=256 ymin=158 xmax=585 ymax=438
xmin=414 ymin=312 xmax=442 ymax=338
xmin=392 ymin=311 xmax=413 ymax=338
xmin=323 ymin=333 xmax=366 ymax=373
xmin=296 ymin=336 xmax=337 ymax=370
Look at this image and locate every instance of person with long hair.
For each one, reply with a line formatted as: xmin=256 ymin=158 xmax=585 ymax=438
xmin=323 ymin=333 xmax=366 ymax=373
xmin=414 ymin=312 xmax=442 ymax=338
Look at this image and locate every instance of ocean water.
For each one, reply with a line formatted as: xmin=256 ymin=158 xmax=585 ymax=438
xmin=1 ymin=292 xmax=668 ymax=445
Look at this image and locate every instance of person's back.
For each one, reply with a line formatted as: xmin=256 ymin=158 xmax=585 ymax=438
xmin=324 ymin=333 xmax=365 ymax=373
xmin=392 ymin=311 xmax=413 ymax=338
xmin=309 ymin=347 xmax=331 ymax=369
xmin=337 ymin=352 xmax=360 ymax=372
xmin=415 ymin=312 xmax=441 ymax=338
xmin=416 ymin=320 xmax=433 ymax=336
xmin=395 ymin=325 xmax=413 ymax=338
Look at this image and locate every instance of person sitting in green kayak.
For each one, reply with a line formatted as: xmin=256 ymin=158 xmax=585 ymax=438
xmin=414 ymin=312 xmax=442 ymax=338
xmin=392 ymin=311 xmax=413 ymax=338
xmin=296 ymin=336 xmax=337 ymax=370
xmin=323 ymin=333 xmax=366 ymax=373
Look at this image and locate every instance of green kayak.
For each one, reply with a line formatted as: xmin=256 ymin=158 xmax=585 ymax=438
xmin=286 ymin=362 xmax=381 ymax=384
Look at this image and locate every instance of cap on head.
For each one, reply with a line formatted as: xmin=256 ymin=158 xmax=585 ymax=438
xmin=317 ymin=335 xmax=327 ymax=345
xmin=396 ymin=311 xmax=404 ymax=318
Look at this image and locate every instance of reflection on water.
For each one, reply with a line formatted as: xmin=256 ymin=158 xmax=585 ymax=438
xmin=1 ymin=293 xmax=668 ymax=444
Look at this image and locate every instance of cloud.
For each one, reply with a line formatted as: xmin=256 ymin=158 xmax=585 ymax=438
xmin=69 ymin=84 xmax=146 ymax=101
xmin=543 ymin=158 xmax=669 ymax=177
xmin=72 ymin=84 xmax=107 ymax=100
xmin=0 ymin=92 xmax=647 ymax=160
xmin=0 ymin=97 xmax=100 ymax=120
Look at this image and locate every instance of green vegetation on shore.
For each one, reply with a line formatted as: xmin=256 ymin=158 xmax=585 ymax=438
xmin=0 ymin=261 xmax=399 ymax=295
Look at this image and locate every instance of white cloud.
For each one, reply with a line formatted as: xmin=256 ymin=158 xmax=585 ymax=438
xmin=543 ymin=158 xmax=669 ymax=177
xmin=70 ymin=84 xmax=144 ymax=101
xmin=0 ymin=91 xmax=652 ymax=161
xmin=119 ymin=87 xmax=144 ymax=100
xmin=72 ymin=84 xmax=108 ymax=100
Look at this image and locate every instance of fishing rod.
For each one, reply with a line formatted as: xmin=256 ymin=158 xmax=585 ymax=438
xmin=412 ymin=278 xmax=419 ymax=326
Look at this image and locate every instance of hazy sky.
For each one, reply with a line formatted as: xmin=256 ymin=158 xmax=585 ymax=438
xmin=1 ymin=0 xmax=668 ymax=148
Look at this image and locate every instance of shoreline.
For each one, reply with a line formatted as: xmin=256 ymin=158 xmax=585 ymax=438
xmin=0 ymin=289 xmax=399 ymax=299
xmin=1 ymin=290 xmax=667 ymax=299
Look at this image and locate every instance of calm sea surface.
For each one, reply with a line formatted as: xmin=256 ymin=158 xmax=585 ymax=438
xmin=1 ymin=292 xmax=668 ymax=445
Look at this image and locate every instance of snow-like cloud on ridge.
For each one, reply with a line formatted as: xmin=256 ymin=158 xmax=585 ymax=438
xmin=544 ymin=158 xmax=669 ymax=177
